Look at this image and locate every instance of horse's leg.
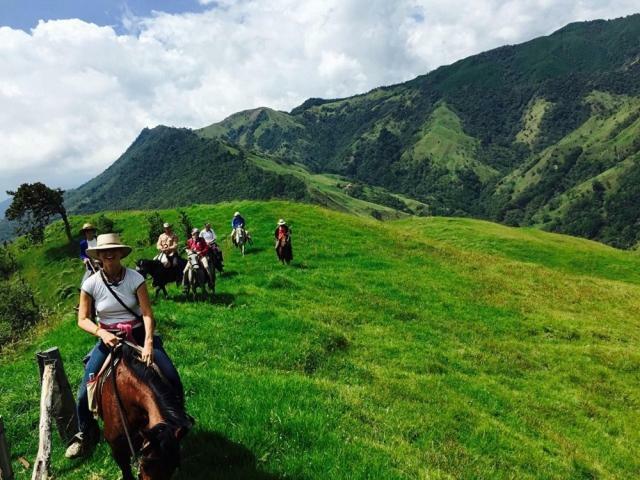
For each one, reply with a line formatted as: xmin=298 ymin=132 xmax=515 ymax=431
xmin=162 ymin=285 xmax=168 ymax=298
xmin=110 ymin=439 xmax=135 ymax=480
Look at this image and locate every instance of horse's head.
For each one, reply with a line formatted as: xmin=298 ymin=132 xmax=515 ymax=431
xmin=135 ymin=259 xmax=151 ymax=278
xmin=139 ymin=422 xmax=187 ymax=480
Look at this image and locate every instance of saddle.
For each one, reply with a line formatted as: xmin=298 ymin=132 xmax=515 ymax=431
xmin=86 ymin=342 xmax=168 ymax=417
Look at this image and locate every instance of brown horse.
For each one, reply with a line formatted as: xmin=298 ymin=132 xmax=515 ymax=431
xmin=276 ymin=236 xmax=293 ymax=265
xmin=98 ymin=343 xmax=192 ymax=480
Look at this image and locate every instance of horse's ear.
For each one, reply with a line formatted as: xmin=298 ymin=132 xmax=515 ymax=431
xmin=174 ymin=426 xmax=187 ymax=441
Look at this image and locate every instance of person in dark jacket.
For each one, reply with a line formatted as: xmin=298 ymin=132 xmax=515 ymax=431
xmin=79 ymin=223 xmax=98 ymax=286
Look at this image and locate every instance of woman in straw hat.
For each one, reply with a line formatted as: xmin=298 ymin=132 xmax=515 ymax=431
xmin=79 ymin=223 xmax=98 ymax=286
xmin=66 ymin=233 xmax=185 ymax=458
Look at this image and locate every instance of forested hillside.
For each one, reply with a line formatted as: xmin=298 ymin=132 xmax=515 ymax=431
xmin=198 ymin=14 xmax=640 ymax=247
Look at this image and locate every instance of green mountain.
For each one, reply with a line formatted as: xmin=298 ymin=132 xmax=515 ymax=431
xmin=198 ymin=14 xmax=640 ymax=247
xmin=65 ymin=126 xmax=426 ymax=219
xmin=2 ymin=201 xmax=640 ymax=478
xmin=64 ymin=14 xmax=640 ymax=247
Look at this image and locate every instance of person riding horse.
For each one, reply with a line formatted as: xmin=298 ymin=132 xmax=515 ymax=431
xmin=185 ymin=228 xmax=214 ymax=287
xmin=156 ymin=223 xmax=179 ymax=268
xmin=274 ymin=219 xmax=293 ymax=264
xmin=230 ymin=211 xmax=245 ymax=246
xmin=200 ymin=222 xmax=224 ymax=272
xmin=66 ymin=234 xmax=185 ymax=459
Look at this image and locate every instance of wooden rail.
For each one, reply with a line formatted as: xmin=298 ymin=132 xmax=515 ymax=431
xmin=0 ymin=416 xmax=14 ymax=480
xmin=36 ymin=348 xmax=78 ymax=443
xmin=31 ymin=361 xmax=55 ymax=480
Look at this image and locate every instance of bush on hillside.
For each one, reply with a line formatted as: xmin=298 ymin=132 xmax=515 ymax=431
xmin=0 ymin=246 xmax=17 ymax=280
xmin=95 ymin=214 xmax=118 ymax=234
xmin=178 ymin=209 xmax=193 ymax=239
xmin=0 ymin=277 xmax=40 ymax=348
xmin=146 ymin=212 xmax=165 ymax=246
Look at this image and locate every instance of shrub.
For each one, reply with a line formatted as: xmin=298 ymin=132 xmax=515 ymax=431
xmin=177 ymin=209 xmax=193 ymax=239
xmin=0 ymin=277 xmax=40 ymax=348
xmin=95 ymin=214 xmax=117 ymax=234
xmin=0 ymin=246 xmax=17 ymax=280
xmin=146 ymin=212 xmax=165 ymax=246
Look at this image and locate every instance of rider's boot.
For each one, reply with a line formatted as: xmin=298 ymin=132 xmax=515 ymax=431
xmin=65 ymin=420 xmax=99 ymax=459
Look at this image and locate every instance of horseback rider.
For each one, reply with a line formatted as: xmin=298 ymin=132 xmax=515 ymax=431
xmin=185 ymin=228 xmax=214 ymax=286
xmin=200 ymin=222 xmax=224 ymax=271
xmin=274 ymin=219 xmax=290 ymax=247
xmin=79 ymin=223 xmax=98 ymax=286
xmin=66 ymin=233 xmax=185 ymax=458
xmin=230 ymin=211 xmax=245 ymax=246
xmin=156 ymin=222 xmax=179 ymax=268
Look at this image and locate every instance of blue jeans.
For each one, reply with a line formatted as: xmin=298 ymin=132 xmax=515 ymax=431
xmin=76 ymin=331 xmax=183 ymax=433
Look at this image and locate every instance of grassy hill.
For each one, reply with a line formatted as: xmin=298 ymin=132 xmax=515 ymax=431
xmin=1 ymin=201 xmax=640 ymax=479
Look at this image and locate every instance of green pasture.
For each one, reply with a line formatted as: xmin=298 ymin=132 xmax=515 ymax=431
xmin=1 ymin=201 xmax=639 ymax=479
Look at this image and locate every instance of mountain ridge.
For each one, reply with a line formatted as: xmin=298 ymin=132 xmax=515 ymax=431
xmin=52 ymin=13 xmax=640 ymax=249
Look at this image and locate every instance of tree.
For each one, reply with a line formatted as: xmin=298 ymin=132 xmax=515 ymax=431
xmin=177 ymin=209 xmax=193 ymax=239
xmin=5 ymin=182 xmax=72 ymax=244
xmin=146 ymin=212 xmax=165 ymax=246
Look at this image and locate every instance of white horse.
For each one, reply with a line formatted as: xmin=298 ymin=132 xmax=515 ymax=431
xmin=231 ymin=227 xmax=252 ymax=256
xmin=183 ymin=250 xmax=212 ymax=299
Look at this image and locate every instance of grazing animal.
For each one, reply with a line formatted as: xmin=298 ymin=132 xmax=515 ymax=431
xmin=183 ymin=251 xmax=211 ymax=299
xmin=276 ymin=236 xmax=293 ymax=265
xmin=136 ymin=259 xmax=185 ymax=299
xmin=98 ymin=343 xmax=192 ymax=480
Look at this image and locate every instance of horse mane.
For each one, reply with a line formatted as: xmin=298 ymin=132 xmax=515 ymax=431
xmin=119 ymin=343 xmax=191 ymax=431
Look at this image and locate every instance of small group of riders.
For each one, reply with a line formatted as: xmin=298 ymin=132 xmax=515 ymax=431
xmin=67 ymin=211 xmax=292 ymax=460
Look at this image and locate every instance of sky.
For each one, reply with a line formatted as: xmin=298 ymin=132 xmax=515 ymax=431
xmin=0 ymin=1 xmax=638 ymax=201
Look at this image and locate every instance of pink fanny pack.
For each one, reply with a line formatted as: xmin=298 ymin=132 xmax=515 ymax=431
xmin=99 ymin=319 xmax=142 ymax=342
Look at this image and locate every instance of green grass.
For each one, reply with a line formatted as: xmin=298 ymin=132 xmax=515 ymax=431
xmin=401 ymin=102 xmax=498 ymax=182
xmin=516 ymin=98 xmax=552 ymax=146
xmin=1 ymin=201 xmax=640 ymax=479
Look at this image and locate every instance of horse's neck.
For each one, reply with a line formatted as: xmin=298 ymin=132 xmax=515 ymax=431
xmin=120 ymin=363 xmax=165 ymax=429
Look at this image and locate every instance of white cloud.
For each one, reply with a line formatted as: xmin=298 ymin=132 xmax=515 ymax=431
xmin=0 ymin=0 xmax=638 ymax=199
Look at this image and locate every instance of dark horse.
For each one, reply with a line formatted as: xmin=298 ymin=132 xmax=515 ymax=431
xmin=136 ymin=259 xmax=186 ymax=298
xmin=276 ymin=237 xmax=293 ymax=265
xmin=99 ymin=343 xmax=192 ymax=480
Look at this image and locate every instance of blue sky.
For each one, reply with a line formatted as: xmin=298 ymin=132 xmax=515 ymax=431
xmin=0 ymin=1 xmax=638 ymax=201
xmin=0 ymin=0 xmax=208 ymax=32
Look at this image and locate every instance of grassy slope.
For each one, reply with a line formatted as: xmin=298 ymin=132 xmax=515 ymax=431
xmin=249 ymin=153 xmax=426 ymax=219
xmin=516 ymin=98 xmax=553 ymax=146
xmin=506 ymin=91 xmax=640 ymax=196
xmin=1 ymin=201 xmax=640 ymax=479
xmin=401 ymin=103 xmax=498 ymax=182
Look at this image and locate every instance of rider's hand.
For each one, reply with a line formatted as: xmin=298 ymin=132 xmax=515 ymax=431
xmin=141 ymin=341 xmax=154 ymax=366
xmin=83 ymin=258 xmax=91 ymax=265
xmin=98 ymin=329 xmax=119 ymax=348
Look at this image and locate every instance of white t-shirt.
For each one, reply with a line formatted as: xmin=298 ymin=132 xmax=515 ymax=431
xmin=200 ymin=229 xmax=217 ymax=243
xmin=81 ymin=268 xmax=145 ymax=325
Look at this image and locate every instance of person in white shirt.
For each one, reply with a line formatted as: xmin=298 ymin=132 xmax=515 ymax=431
xmin=199 ymin=223 xmax=217 ymax=245
xmin=66 ymin=233 xmax=185 ymax=459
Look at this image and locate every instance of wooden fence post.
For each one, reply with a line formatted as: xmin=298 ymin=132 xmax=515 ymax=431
xmin=31 ymin=361 xmax=55 ymax=480
xmin=36 ymin=348 xmax=78 ymax=443
xmin=0 ymin=416 xmax=14 ymax=480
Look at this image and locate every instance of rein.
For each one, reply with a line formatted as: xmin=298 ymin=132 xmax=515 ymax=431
xmin=110 ymin=343 xmax=139 ymax=465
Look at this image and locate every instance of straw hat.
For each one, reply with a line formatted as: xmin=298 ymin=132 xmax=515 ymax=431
xmin=86 ymin=233 xmax=132 ymax=259
xmin=191 ymin=228 xmax=200 ymax=235
xmin=277 ymin=219 xmax=287 ymax=226
xmin=163 ymin=222 xmax=171 ymax=229
xmin=80 ymin=222 xmax=96 ymax=232
xmin=234 ymin=211 xmax=240 ymax=216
